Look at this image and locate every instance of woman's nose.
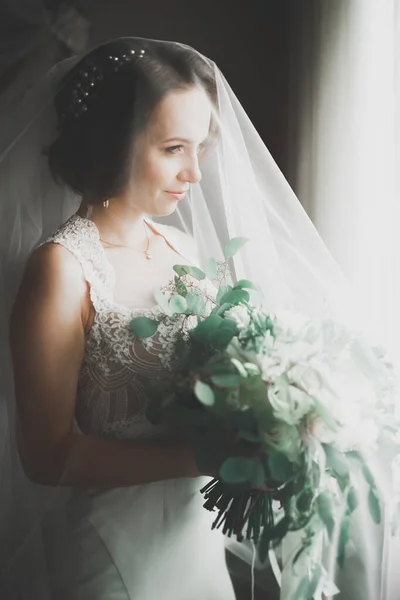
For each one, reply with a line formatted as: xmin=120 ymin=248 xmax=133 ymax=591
xmin=179 ymin=156 xmax=202 ymax=184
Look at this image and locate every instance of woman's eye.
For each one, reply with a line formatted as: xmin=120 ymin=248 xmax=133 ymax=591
xmin=165 ymin=144 xmax=205 ymax=156
xmin=166 ymin=145 xmax=183 ymax=154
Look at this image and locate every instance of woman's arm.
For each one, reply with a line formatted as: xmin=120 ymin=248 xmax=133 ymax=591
xmin=10 ymin=243 xmax=200 ymax=488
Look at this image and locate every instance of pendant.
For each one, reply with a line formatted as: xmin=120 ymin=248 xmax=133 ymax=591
xmin=145 ymin=252 xmax=152 ymax=260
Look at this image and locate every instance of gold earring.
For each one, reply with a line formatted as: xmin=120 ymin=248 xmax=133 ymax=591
xmin=103 ymin=199 xmax=110 ymax=209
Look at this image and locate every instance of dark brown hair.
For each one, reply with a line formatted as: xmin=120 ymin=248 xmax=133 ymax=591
xmin=47 ymin=38 xmax=218 ymax=202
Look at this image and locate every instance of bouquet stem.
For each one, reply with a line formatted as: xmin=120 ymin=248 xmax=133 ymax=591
xmin=200 ymin=478 xmax=274 ymax=543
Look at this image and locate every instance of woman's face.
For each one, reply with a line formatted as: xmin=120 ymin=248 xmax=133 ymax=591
xmin=126 ymin=85 xmax=212 ymax=216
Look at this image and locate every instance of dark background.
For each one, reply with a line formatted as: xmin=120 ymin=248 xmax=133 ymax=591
xmin=0 ymin=0 xmax=305 ymax=187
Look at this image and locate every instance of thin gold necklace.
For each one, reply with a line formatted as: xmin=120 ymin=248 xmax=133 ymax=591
xmin=99 ymin=220 xmax=152 ymax=260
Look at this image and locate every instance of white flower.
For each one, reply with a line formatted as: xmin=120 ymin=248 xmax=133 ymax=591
xmin=267 ymin=377 xmax=314 ymax=426
xmin=225 ymin=305 xmax=251 ymax=330
xmin=273 ymin=309 xmax=309 ymax=335
xmin=308 ymin=415 xmax=336 ymax=444
xmin=260 ymin=353 xmax=286 ymax=380
xmin=264 ymin=421 xmax=302 ymax=462
xmin=287 ymin=364 xmax=323 ymax=396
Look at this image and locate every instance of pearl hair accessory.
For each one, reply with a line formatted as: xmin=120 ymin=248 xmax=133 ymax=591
xmin=61 ymin=48 xmax=146 ymax=120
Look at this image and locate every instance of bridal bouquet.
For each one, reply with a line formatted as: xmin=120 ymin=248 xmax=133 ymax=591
xmin=130 ymin=238 xmax=399 ymax=598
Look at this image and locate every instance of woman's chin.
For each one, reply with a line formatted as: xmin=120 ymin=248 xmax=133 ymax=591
xmin=153 ymin=199 xmax=179 ymax=217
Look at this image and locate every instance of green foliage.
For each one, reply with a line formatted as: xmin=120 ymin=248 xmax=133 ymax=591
xmin=317 ymin=491 xmax=335 ymax=538
xmin=210 ymin=373 xmax=243 ymax=388
xmin=293 ymin=565 xmax=323 ymax=600
xmin=216 ymin=284 xmax=232 ymax=305
xmin=219 ymin=288 xmax=250 ymax=305
xmin=205 ymin=257 xmax=218 ymax=280
xmin=194 ymin=381 xmax=215 ymax=406
xmin=337 ymin=519 xmax=350 ymax=568
xmin=234 ymin=279 xmax=260 ymax=291
xmin=185 ymin=290 xmax=206 ymax=316
xmin=128 ymin=237 xmax=385 ymax=599
xmin=224 ymin=237 xmax=249 ymax=259
xmin=346 ymin=486 xmax=358 ymax=514
xmin=368 ymin=489 xmax=381 ymax=525
xmin=174 ymin=276 xmax=188 ymax=297
xmin=323 ymin=444 xmax=349 ymax=481
xmin=129 ymin=316 xmax=159 ymax=338
xmin=258 ymin=516 xmax=289 ymax=562
xmin=268 ymin=449 xmax=293 ymax=483
xmin=219 ymin=456 xmax=265 ymax=487
xmin=169 ymin=295 xmax=188 ymax=314
xmin=173 ymin=264 xmax=206 ymax=280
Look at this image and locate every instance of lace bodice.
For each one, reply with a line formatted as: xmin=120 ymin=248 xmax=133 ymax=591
xmin=43 ymin=214 xmax=204 ymax=440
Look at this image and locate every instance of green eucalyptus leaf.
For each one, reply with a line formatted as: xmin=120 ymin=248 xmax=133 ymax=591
xmin=317 ymin=492 xmax=335 ymax=538
xmin=173 ymin=265 xmax=191 ymax=277
xmin=174 ymin=276 xmax=188 ymax=297
xmin=337 ymin=519 xmax=350 ymax=568
xmin=224 ymin=237 xmax=249 ymax=259
xmin=194 ymin=380 xmax=215 ymax=406
xmin=231 ymin=409 xmax=258 ymax=431
xmin=268 ymin=450 xmax=293 ymax=483
xmin=191 ymin=314 xmax=224 ymax=343
xmin=195 ymin=438 xmax=226 ymax=473
xmin=210 ymin=373 xmax=243 ymax=388
xmin=258 ymin=516 xmax=289 ymax=562
xmin=238 ymin=430 xmax=262 ymax=443
xmin=173 ymin=264 xmax=206 ymax=280
xmin=362 ymin=464 xmax=377 ymax=489
xmin=323 ymin=444 xmax=349 ymax=480
xmin=220 ymin=288 xmax=250 ymax=306
xmin=249 ymin=457 xmax=266 ymax=487
xmin=230 ymin=358 xmax=248 ymax=378
xmin=129 ymin=317 xmax=159 ymax=339
xmin=296 ymin=489 xmax=314 ymax=513
xmin=243 ymin=362 xmax=261 ymax=377
xmin=219 ymin=456 xmax=253 ymax=484
xmin=169 ymin=295 xmax=188 ymax=314
xmin=205 ymin=257 xmax=218 ymax=280
xmin=368 ymin=489 xmax=381 ymax=525
xmin=185 ymin=291 xmax=206 ymax=316
xmin=206 ymin=361 xmax=234 ymax=375
xmin=346 ymin=487 xmax=358 ymax=514
xmin=215 ymin=302 xmax=233 ymax=316
xmin=234 ymin=279 xmax=260 ymax=291
xmin=216 ymin=285 xmax=232 ymax=305
xmin=209 ymin=327 xmax=235 ymax=350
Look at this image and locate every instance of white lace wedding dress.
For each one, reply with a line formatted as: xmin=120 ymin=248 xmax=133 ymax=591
xmin=41 ymin=214 xmax=236 ymax=600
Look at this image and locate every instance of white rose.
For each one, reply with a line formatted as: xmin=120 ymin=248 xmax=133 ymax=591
xmin=268 ymin=378 xmax=314 ymax=426
xmin=225 ymin=305 xmax=251 ymax=330
xmin=288 ymin=364 xmax=323 ymax=396
xmin=308 ymin=415 xmax=336 ymax=444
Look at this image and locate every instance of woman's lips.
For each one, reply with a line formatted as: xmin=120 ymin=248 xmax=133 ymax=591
xmin=165 ymin=191 xmax=187 ymax=200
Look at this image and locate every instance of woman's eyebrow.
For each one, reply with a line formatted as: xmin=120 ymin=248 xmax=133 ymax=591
xmin=161 ymin=136 xmax=208 ymax=144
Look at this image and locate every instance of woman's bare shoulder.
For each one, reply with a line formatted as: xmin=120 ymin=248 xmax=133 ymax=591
xmin=14 ymin=242 xmax=88 ymax=316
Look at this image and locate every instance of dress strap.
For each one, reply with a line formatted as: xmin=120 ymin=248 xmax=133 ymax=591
xmin=40 ymin=214 xmax=114 ymax=313
xmin=144 ymin=217 xmax=198 ymax=265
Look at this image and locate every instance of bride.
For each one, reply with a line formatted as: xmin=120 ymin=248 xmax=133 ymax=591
xmin=0 ymin=36 xmax=398 ymax=600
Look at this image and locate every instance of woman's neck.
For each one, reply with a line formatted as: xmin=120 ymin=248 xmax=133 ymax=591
xmin=78 ymin=197 xmax=149 ymax=247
